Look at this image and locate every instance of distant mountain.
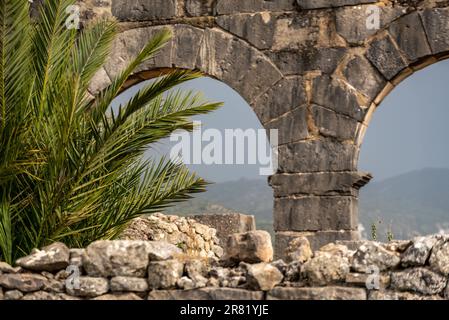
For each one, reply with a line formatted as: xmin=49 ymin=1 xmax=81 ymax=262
xmin=359 ymin=168 xmax=449 ymax=240
xmin=165 ymin=168 xmax=449 ymax=240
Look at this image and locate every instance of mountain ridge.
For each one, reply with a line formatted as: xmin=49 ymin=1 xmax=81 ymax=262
xmin=165 ymin=168 xmax=449 ymax=240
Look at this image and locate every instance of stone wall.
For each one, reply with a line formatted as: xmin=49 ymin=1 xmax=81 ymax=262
xmin=74 ymin=0 xmax=449 ymax=254
xmin=1 ymin=231 xmax=449 ymax=300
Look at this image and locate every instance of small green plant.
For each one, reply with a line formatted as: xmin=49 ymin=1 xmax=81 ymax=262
xmin=371 ymin=219 xmax=382 ymax=241
xmin=386 ymin=223 xmax=394 ymax=242
xmin=176 ymin=242 xmax=187 ymax=251
xmin=371 ymin=222 xmax=378 ymax=241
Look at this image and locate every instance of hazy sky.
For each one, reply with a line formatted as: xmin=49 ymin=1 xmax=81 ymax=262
xmin=114 ymin=59 xmax=449 ymax=183
xmin=359 ymin=60 xmax=449 ymax=182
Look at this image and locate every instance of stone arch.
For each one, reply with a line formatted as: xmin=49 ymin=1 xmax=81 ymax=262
xmin=271 ymin=6 xmax=449 ymax=254
xmin=83 ymin=0 xmax=449 ymax=258
xmin=89 ymin=24 xmax=283 ymax=125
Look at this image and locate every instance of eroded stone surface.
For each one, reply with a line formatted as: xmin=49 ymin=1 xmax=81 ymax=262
xmin=401 ymin=235 xmax=439 ymax=267
xmin=16 ymin=242 xmax=70 ymax=272
xmin=245 ymin=263 xmax=283 ymax=291
xmin=110 ymin=276 xmax=149 ymax=292
xmin=351 ymin=242 xmax=400 ymax=273
xmin=147 ymin=260 xmax=184 ymax=290
xmin=284 ymin=237 xmax=313 ymax=263
xmin=390 ymin=268 xmax=447 ymax=295
xmin=222 ymin=230 xmax=273 ymax=265
xmin=429 ymin=238 xmax=449 ymax=275
xmin=0 ymin=274 xmax=47 ymax=292
xmin=267 ymin=286 xmax=367 ymax=300
xmin=120 ymin=213 xmax=220 ymax=259
xmin=66 ymin=277 xmax=109 ymax=298
xmin=83 ymin=240 xmax=181 ymax=277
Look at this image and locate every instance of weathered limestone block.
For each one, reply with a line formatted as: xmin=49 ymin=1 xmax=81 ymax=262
xmin=401 ymin=235 xmax=439 ymax=267
xmin=390 ymin=268 xmax=447 ymax=295
xmin=351 ymin=242 xmax=400 ymax=273
xmin=112 ymin=0 xmax=177 ymax=21
xmin=15 ymin=242 xmax=70 ymax=272
xmin=93 ymin=293 xmax=143 ymax=300
xmin=317 ymin=243 xmax=352 ymax=257
xmin=148 ymin=288 xmax=264 ymax=300
xmin=274 ymin=196 xmax=358 ymax=232
xmin=284 ymin=236 xmax=313 ymax=263
xmin=185 ymin=0 xmax=215 ymax=17
xmin=104 ymin=26 xmax=174 ymax=80
xmin=420 ymin=8 xmax=449 ymax=54
xmin=110 ymin=276 xmax=149 ymax=292
xmin=82 ymin=240 xmax=182 ymax=277
xmin=268 ymin=48 xmax=346 ymax=76
xmin=267 ymin=286 xmax=367 ymax=300
xmin=335 ymin=5 xmax=406 ymax=45
xmin=269 ymin=172 xmax=371 ymax=197
xmin=388 ymin=12 xmax=432 ymax=63
xmin=345 ymin=273 xmax=390 ymax=289
xmin=177 ymin=277 xmax=196 ymax=290
xmin=265 ymin=106 xmax=309 ymax=145
xmin=275 ymin=230 xmax=359 ymax=258
xmin=311 ymin=76 xmax=365 ymax=121
xmin=366 ymin=35 xmax=408 ymax=80
xmin=429 ymin=238 xmax=449 ymax=275
xmin=301 ymin=252 xmax=350 ymax=286
xmin=342 ymin=55 xmax=386 ymax=101
xmin=190 ymin=213 xmax=255 ymax=247
xmin=278 ymin=140 xmax=358 ymax=173
xmin=0 ymin=261 xmax=17 ymax=273
xmin=383 ymin=240 xmax=412 ymax=253
xmin=197 ymin=287 xmax=265 ymax=300
xmin=245 ymin=263 xmax=283 ymax=291
xmin=215 ymin=0 xmax=295 ymax=15
xmin=284 ymin=261 xmax=302 ymax=282
xmin=173 ymin=25 xmax=205 ymax=70
xmin=216 ymin=13 xmax=277 ymax=50
xmin=311 ymin=105 xmax=360 ymax=141
xmin=120 ymin=214 xmax=220 ymax=259
xmin=147 ymin=260 xmax=184 ymax=290
xmin=185 ymin=259 xmax=208 ymax=285
xmin=196 ymin=28 xmax=282 ymax=104
xmin=208 ymin=266 xmax=246 ymax=288
xmin=22 ymin=291 xmax=80 ymax=300
xmin=368 ymin=290 xmax=443 ymax=300
xmin=296 ymin=0 xmax=376 ymax=9
xmin=270 ymin=14 xmax=325 ymax=51
xmin=251 ymin=77 xmax=307 ymax=124
xmin=66 ymin=277 xmax=110 ymax=298
xmin=43 ymin=278 xmax=65 ymax=293
xmin=4 ymin=290 xmax=23 ymax=300
xmin=222 ymin=230 xmax=273 ymax=264
xmin=0 ymin=274 xmax=47 ymax=292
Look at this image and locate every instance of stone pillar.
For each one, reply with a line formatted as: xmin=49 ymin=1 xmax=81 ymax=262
xmin=270 ymin=171 xmax=371 ymax=258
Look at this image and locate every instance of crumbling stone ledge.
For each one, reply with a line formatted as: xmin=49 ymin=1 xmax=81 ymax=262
xmin=1 ymin=230 xmax=449 ymax=300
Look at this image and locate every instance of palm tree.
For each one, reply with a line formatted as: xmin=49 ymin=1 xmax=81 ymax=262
xmin=0 ymin=0 xmax=221 ymax=264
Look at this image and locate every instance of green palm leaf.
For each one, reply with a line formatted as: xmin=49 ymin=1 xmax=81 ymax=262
xmin=0 ymin=0 xmax=222 ymax=263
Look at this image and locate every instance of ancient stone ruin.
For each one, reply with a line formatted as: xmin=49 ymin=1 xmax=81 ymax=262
xmin=5 ymin=0 xmax=447 ymax=300
xmin=1 ymin=216 xmax=449 ymax=300
xmin=78 ymin=0 xmax=449 ymax=254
